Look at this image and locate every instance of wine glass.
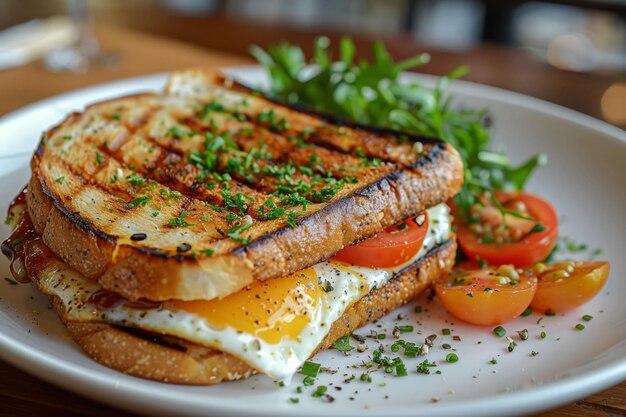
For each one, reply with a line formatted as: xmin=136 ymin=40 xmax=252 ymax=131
xmin=43 ymin=0 xmax=117 ymax=72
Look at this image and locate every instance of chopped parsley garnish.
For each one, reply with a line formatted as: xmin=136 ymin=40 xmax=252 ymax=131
xmin=111 ymin=111 xmax=121 ymax=121
xmin=198 ymin=101 xmax=226 ymax=119
xmin=332 ymin=334 xmax=354 ymax=352
xmin=288 ymin=398 xmax=299 ymax=404
xmin=62 ymin=134 xmax=72 ymax=141
xmin=416 ymin=360 xmax=437 ymax=375
xmin=110 ymin=174 xmax=118 ymax=184
xmin=95 ymin=151 xmax=103 ymax=165
xmin=167 ymin=126 xmax=194 ymax=139
xmin=414 ymin=305 xmax=422 ymax=313
xmin=521 ymin=307 xmax=533 ymax=317
xmin=575 ymin=324 xmax=585 ymax=331
xmin=55 ymin=176 xmax=65 ymax=184
xmin=302 ymin=376 xmax=315 ymax=386
xmin=4 ymin=215 xmax=13 ymax=225
xmin=167 ymin=210 xmax=195 ymax=227
xmin=582 ymin=314 xmax=593 ymax=322
xmin=126 ymin=195 xmax=152 ymax=209
xmin=256 ymin=109 xmax=290 ymax=132
xmin=125 ymin=173 xmax=146 ymax=186
xmin=442 ymin=328 xmax=451 ymax=336
xmin=200 ymin=248 xmax=214 ymax=256
xmin=225 ymin=215 xmax=253 ymax=244
xmin=540 ymin=331 xmax=547 ymax=339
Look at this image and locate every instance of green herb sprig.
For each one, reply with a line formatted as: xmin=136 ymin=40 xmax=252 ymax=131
xmin=251 ymin=37 xmax=546 ymax=218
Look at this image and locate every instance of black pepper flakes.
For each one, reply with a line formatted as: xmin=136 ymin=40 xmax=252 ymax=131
xmin=130 ymin=232 xmax=147 ymax=241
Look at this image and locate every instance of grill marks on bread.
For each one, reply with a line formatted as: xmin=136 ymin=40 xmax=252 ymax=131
xmin=28 ymin=70 xmax=463 ymax=301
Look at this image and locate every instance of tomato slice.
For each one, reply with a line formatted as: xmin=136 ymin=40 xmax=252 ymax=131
xmin=435 ymin=264 xmax=537 ymax=326
xmin=332 ymin=212 xmax=429 ymax=268
xmin=456 ymin=191 xmax=558 ymax=267
xmin=530 ymin=261 xmax=609 ymax=313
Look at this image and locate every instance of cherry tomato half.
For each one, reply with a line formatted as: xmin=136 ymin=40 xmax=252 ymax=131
xmin=332 ymin=212 xmax=429 ymax=268
xmin=456 ymin=191 xmax=558 ymax=267
xmin=435 ymin=264 xmax=537 ymax=326
xmin=530 ymin=261 xmax=609 ymax=313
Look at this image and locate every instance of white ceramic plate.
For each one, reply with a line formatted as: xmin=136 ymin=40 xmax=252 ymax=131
xmin=0 ymin=67 xmax=625 ymax=417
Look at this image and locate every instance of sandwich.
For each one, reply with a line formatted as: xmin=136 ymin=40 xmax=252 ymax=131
xmin=1 ymin=69 xmax=463 ymax=384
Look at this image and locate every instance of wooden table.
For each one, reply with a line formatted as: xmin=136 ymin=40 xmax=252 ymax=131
xmin=0 ymin=24 xmax=624 ymax=417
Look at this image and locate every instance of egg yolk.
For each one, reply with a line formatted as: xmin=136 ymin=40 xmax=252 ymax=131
xmin=164 ymin=268 xmax=320 ymax=344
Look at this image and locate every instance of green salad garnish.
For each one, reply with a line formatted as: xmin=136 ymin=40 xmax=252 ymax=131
xmin=250 ymin=37 xmax=546 ymax=218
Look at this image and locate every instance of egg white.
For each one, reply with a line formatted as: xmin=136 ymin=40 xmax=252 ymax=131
xmin=37 ymin=203 xmax=450 ymax=380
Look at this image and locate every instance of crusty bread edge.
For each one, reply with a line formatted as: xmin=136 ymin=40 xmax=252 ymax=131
xmin=41 ymin=239 xmax=456 ymax=385
xmin=27 ymin=166 xmax=255 ymax=302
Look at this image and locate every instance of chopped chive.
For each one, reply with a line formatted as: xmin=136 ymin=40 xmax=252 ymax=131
xmin=311 ymin=385 xmax=328 ymax=398
xmin=521 ymin=307 xmax=533 ymax=317
xmin=414 ymin=305 xmax=422 ymax=313
xmin=55 ymin=176 xmax=65 ymax=184
xmin=377 ymin=333 xmax=387 ymax=340
xmin=442 ymin=328 xmax=451 ymax=336
xmin=289 ymin=398 xmax=299 ymax=404
xmin=445 ymin=353 xmax=459 ymax=363
xmin=540 ymin=331 xmax=546 ymax=339
xmin=301 ymin=361 xmax=321 ymax=377
xmin=546 ymin=311 xmax=556 ymax=317
xmin=398 ymin=325 xmax=413 ymax=334
xmin=508 ymin=341 xmax=517 ymax=352
xmin=359 ymin=373 xmax=372 ymax=383
xmin=582 ymin=314 xmax=593 ymax=322
xmin=302 ymin=376 xmax=315 ymax=386
xmin=95 ymin=151 xmax=103 ymax=165
xmin=493 ymin=326 xmax=506 ymax=337
xmin=575 ymin=324 xmax=585 ymax=331
xmin=395 ymin=364 xmax=408 ymax=377
xmin=489 ymin=358 xmax=497 ymax=365
xmin=4 ymin=278 xmax=18 ymax=285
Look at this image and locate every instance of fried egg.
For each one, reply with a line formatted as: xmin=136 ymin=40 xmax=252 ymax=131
xmin=36 ymin=203 xmax=451 ymax=379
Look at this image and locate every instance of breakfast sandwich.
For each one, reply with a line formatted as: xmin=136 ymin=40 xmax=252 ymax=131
xmin=2 ymin=69 xmax=463 ymax=384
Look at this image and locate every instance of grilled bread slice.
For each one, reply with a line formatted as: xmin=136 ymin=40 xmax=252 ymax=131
xmin=11 ymin=209 xmax=456 ymax=384
xmin=28 ymin=70 xmax=463 ymax=301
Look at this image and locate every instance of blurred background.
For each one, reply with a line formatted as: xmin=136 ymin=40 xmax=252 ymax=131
xmin=0 ymin=0 xmax=624 ymax=127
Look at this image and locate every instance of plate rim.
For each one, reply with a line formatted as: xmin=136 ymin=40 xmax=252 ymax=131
xmin=0 ymin=66 xmax=625 ymax=417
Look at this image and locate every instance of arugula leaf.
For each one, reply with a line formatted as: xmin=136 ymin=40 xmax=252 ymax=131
xmin=251 ymin=38 xmax=546 ymax=217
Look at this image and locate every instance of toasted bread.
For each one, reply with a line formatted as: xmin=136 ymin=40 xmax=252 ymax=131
xmin=28 ymin=70 xmax=463 ymax=302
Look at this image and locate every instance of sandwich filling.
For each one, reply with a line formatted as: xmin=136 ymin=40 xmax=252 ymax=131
xmin=27 ymin=203 xmax=451 ymax=379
